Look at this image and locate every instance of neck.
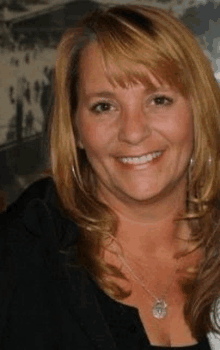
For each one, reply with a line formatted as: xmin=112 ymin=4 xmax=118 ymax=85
xmin=98 ymin=179 xmax=190 ymax=261
xmin=116 ymin=214 xmax=190 ymax=262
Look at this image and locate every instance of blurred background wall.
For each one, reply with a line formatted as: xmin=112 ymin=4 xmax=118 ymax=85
xmin=0 ymin=0 xmax=219 ymax=207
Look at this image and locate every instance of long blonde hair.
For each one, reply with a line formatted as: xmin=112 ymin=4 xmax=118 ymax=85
xmin=49 ymin=4 xmax=220 ymax=339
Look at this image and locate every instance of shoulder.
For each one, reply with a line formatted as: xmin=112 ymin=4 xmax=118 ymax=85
xmin=0 ymin=178 xmax=82 ymax=345
xmin=1 ymin=176 xmax=79 ymax=240
xmin=2 ymin=176 xmax=59 ymax=222
xmin=0 ymin=177 xmax=80 ymax=280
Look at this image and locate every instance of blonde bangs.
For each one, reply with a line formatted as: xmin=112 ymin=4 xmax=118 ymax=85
xmin=93 ymin=12 xmax=189 ymax=95
xmin=100 ymin=45 xmax=186 ymax=93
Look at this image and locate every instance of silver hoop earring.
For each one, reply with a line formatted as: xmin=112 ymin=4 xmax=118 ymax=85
xmin=72 ymin=165 xmax=77 ymax=179
xmin=188 ymin=157 xmax=194 ymax=196
xmin=190 ymin=157 xmax=194 ymax=168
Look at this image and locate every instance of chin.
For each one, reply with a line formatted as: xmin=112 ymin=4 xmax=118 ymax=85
xmin=118 ymin=187 xmax=162 ymax=204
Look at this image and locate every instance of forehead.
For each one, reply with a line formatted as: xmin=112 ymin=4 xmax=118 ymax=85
xmin=78 ymin=42 xmax=107 ymax=91
xmin=78 ymin=42 xmax=167 ymax=93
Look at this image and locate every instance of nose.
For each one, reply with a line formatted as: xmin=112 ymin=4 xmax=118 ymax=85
xmin=118 ymin=107 xmax=151 ymax=145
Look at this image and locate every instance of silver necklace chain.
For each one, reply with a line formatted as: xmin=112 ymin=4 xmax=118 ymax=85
xmin=118 ymin=253 xmax=181 ymax=319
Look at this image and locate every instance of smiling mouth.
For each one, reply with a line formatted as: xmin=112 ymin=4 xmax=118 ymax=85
xmin=118 ymin=151 xmax=163 ymax=165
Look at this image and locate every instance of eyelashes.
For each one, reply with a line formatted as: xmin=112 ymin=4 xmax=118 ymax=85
xmin=152 ymin=95 xmax=174 ymax=106
xmin=89 ymin=94 xmax=174 ymax=115
xmin=90 ymin=102 xmax=114 ymax=114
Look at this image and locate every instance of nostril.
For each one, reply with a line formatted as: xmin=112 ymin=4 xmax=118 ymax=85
xmin=118 ymin=118 xmax=152 ymax=145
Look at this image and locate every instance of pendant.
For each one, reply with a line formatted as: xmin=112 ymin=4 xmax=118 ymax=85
xmin=152 ymin=299 xmax=167 ymax=319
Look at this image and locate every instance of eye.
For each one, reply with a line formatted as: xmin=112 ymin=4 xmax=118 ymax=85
xmin=151 ymin=95 xmax=174 ymax=106
xmin=90 ymin=102 xmax=114 ymax=114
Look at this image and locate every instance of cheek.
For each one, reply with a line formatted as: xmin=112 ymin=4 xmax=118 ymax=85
xmin=178 ymin=112 xmax=194 ymax=148
xmin=167 ymin=110 xmax=194 ymax=148
xmin=78 ymin=119 xmax=111 ymax=158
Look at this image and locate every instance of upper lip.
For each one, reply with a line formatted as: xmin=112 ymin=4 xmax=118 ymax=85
xmin=116 ymin=150 xmax=163 ymax=158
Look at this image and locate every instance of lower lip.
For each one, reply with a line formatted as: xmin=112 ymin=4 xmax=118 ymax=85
xmin=116 ymin=152 xmax=164 ymax=170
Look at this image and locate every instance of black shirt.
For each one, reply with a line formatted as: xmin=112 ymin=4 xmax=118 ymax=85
xmin=0 ymin=178 xmax=213 ymax=349
xmin=91 ymin=277 xmax=211 ymax=349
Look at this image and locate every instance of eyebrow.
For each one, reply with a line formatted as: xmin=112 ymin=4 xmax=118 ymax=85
xmin=84 ymin=91 xmax=117 ymax=99
xmin=83 ymin=86 xmax=173 ymax=100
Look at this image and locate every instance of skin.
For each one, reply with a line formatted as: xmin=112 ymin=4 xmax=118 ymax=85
xmin=76 ymin=42 xmax=194 ymax=260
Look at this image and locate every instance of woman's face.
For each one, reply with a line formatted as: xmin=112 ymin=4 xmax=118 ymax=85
xmin=76 ymin=42 xmax=194 ymax=206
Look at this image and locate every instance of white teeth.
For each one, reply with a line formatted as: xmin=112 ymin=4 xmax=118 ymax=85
xmin=119 ymin=151 xmax=162 ymax=165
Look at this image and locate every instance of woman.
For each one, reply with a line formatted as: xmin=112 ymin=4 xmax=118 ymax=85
xmin=1 ymin=4 xmax=220 ymax=349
